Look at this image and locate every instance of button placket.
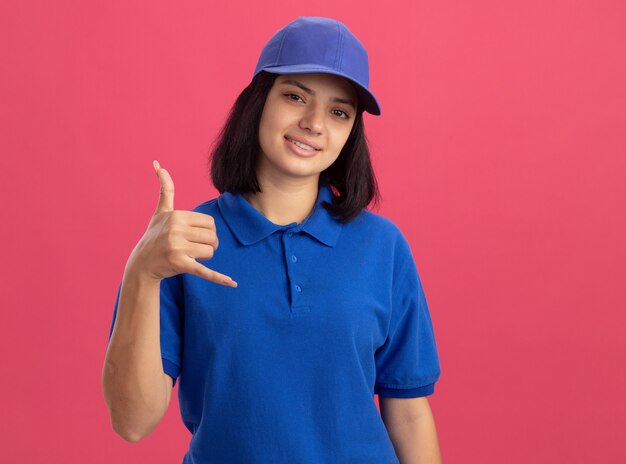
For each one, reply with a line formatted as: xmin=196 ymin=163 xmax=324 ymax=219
xmin=282 ymin=228 xmax=304 ymax=311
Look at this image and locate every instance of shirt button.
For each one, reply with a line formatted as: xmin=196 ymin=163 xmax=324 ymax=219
xmin=291 ymin=255 xmax=297 ymax=262
xmin=287 ymin=232 xmax=293 ymax=237
xmin=295 ymin=285 xmax=301 ymax=292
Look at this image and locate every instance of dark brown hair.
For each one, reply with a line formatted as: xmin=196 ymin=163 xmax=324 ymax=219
xmin=208 ymin=71 xmax=381 ymax=223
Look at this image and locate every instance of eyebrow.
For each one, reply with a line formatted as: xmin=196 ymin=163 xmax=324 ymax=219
xmin=280 ymin=79 xmax=357 ymax=111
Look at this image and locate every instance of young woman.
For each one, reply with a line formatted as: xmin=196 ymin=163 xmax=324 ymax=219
xmin=103 ymin=16 xmax=442 ymax=464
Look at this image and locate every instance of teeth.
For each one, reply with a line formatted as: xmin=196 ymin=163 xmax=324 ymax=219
xmin=289 ymin=138 xmax=317 ymax=151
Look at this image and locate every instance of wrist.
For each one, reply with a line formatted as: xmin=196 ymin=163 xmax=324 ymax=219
xmin=124 ymin=257 xmax=162 ymax=287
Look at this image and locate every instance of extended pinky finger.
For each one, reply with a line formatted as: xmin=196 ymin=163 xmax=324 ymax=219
xmin=190 ymin=262 xmax=237 ymax=288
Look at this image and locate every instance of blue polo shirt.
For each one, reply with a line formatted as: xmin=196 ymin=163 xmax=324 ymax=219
xmin=108 ymin=181 xmax=440 ymax=463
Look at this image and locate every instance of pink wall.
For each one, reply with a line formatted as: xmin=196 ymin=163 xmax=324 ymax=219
xmin=2 ymin=1 xmax=625 ymax=462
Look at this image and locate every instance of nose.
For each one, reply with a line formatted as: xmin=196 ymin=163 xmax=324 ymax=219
xmin=298 ymin=103 xmax=324 ymax=135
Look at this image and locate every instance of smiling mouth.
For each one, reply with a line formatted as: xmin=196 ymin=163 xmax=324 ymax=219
xmin=285 ymin=136 xmax=321 ymax=151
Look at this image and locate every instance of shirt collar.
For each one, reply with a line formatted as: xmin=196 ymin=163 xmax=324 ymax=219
xmin=217 ymin=183 xmax=342 ymax=247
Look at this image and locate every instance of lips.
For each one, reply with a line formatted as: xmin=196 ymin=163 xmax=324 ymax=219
xmin=284 ymin=135 xmax=321 ymax=151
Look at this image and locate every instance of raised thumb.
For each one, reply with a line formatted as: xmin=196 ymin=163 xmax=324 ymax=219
xmin=153 ymin=160 xmax=175 ymax=213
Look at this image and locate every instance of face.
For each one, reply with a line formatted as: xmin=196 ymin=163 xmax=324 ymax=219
xmin=256 ymin=73 xmax=358 ymax=184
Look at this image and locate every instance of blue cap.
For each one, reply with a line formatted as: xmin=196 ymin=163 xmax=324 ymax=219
xmin=253 ymin=16 xmax=382 ymax=116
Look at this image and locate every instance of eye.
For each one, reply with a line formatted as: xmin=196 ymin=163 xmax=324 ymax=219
xmin=284 ymin=93 xmax=304 ymax=103
xmin=332 ymin=109 xmax=350 ymax=119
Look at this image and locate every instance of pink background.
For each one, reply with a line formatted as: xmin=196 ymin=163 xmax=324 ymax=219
xmin=2 ymin=1 xmax=625 ymax=462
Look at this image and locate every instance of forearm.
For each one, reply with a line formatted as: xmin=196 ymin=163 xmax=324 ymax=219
xmin=102 ymin=264 xmax=168 ymax=441
xmin=385 ymin=412 xmax=441 ymax=464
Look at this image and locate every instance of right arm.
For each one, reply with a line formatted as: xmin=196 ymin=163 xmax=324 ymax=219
xmin=102 ymin=262 xmax=174 ymax=442
xmin=101 ymin=160 xmax=236 ymax=442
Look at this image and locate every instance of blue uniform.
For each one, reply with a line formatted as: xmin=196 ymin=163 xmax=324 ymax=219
xmin=108 ymin=181 xmax=441 ymax=463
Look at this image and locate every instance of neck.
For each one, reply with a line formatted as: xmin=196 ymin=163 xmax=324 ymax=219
xmin=243 ymin=176 xmax=320 ymax=226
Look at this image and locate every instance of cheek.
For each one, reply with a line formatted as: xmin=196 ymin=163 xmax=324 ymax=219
xmin=259 ymin=106 xmax=287 ymax=141
xmin=258 ymin=109 xmax=278 ymax=151
xmin=331 ymin=126 xmax=353 ymax=152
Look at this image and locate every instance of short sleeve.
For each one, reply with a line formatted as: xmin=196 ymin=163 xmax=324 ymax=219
xmin=107 ymin=274 xmax=184 ymax=387
xmin=374 ymin=235 xmax=441 ymax=398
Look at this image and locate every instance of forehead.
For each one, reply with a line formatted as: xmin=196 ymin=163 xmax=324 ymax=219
xmin=275 ymin=73 xmax=357 ymax=100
